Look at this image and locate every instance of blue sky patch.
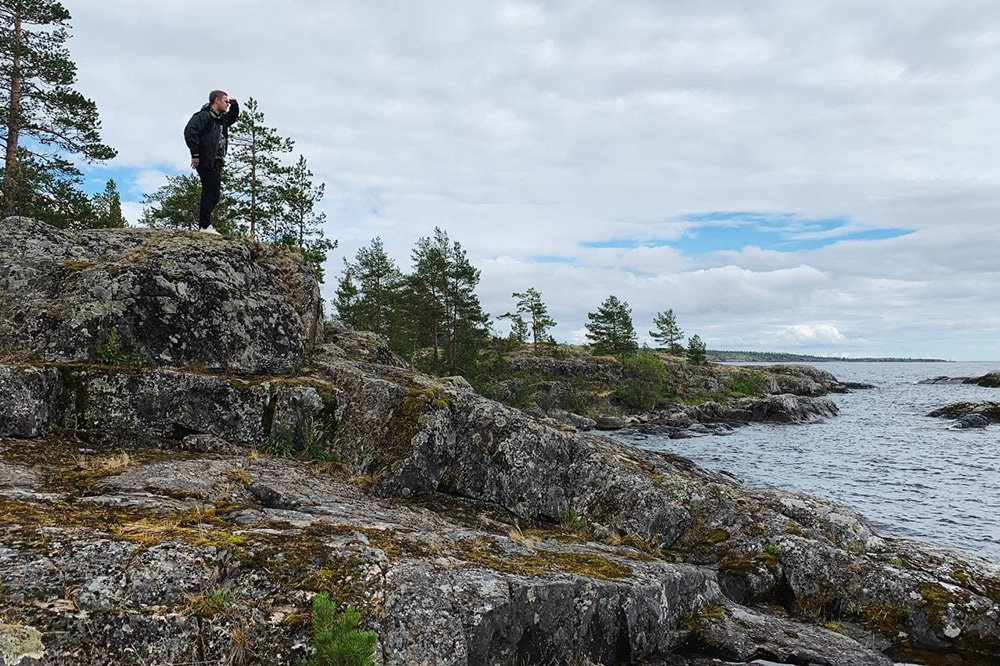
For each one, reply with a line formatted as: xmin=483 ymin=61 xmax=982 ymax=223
xmin=580 ymin=212 xmax=913 ymax=254
xmin=529 ymin=254 xmax=578 ymax=264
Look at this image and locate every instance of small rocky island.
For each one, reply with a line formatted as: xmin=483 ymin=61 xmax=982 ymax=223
xmin=2 ymin=218 xmax=1000 ymax=666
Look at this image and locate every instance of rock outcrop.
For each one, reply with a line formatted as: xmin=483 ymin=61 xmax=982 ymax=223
xmin=0 ymin=218 xmax=323 ymax=374
xmin=2 ymin=220 xmax=999 ymax=665
xmin=919 ymin=372 xmax=1000 ymax=387
xmin=927 ymin=402 xmax=1000 ymax=429
xmin=498 ymin=350 xmax=854 ymax=433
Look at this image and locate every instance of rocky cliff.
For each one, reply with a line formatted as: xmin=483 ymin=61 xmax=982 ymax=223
xmin=2 ymin=218 xmax=999 ymax=666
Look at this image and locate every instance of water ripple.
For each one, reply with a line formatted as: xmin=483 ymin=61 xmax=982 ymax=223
xmin=616 ymin=361 xmax=1000 ymax=563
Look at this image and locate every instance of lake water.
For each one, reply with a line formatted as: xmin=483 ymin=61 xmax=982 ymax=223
xmin=614 ymin=362 xmax=1000 ymax=563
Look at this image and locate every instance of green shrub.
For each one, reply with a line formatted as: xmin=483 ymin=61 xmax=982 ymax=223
xmin=93 ymin=327 xmax=144 ymax=366
xmin=302 ymin=417 xmax=337 ymax=462
xmin=724 ymin=370 xmax=769 ymax=398
xmin=614 ymin=351 xmax=667 ymax=411
xmin=302 ymin=593 xmax=378 ymax=666
xmin=264 ymin=423 xmax=296 ymax=457
xmin=566 ymin=376 xmax=592 ymax=415
xmin=471 ymin=379 xmax=507 ymax=403
xmin=511 ymin=379 xmax=537 ymax=409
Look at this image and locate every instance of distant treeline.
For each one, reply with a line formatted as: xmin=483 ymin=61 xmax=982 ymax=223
xmin=706 ymin=350 xmax=949 ymax=363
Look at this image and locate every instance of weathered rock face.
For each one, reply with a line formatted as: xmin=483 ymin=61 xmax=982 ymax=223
xmin=679 ymin=394 xmax=839 ymax=424
xmin=2 ymin=222 xmax=1000 ymax=665
xmin=928 ymin=401 xmax=1000 ymax=428
xmin=0 ymin=362 xmax=337 ymax=449
xmin=0 ymin=217 xmax=322 ymax=374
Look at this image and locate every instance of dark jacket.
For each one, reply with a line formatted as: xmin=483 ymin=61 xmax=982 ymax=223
xmin=184 ymin=100 xmax=239 ymax=165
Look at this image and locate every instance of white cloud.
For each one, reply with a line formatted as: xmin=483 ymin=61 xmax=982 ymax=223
xmin=777 ymin=324 xmax=849 ymax=346
xmin=55 ymin=0 xmax=1000 ymax=358
xmin=120 ymin=201 xmax=144 ymax=227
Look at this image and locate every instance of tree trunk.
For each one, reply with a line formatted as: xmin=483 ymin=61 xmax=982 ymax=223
xmin=250 ymin=137 xmax=258 ymax=240
xmin=3 ymin=7 xmax=23 ymax=216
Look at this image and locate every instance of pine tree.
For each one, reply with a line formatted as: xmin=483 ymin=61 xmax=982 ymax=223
xmin=139 ymin=174 xmax=238 ymax=234
xmin=275 ymin=154 xmax=336 ymax=280
xmin=226 ymin=97 xmax=293 ymax=240
xmin=651 ymin=308 xmax=684 ymax=355
xmin=498 ymin=311 xmax=529 ymax=344
xmin=405 ymin=228 xmax=488 ymax=375
xmin=0 ymin=1 xmax=115 ymax=218
xmin=335 ymin=238 xmax=402 ymax=339
xmin=686 ymin=334 xmax=707 ymax=365
xmin=90 ymin=178 xmax=126 ymax=228
xmin=0 ymin=147 xmax=92 ymax=227
xmin=333 ymin=268 xmax=360 ymax=326
xmin=510 ymin=287 xmax=557 ymax=350
xmin=585 ymin=295 xmax=638 ymax=356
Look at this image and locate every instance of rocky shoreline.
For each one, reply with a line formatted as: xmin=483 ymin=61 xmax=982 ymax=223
xmin=2 ymin=218 xmax=1000 ymax=665
xmin=494 ymin=347 xmax=862 ymax=437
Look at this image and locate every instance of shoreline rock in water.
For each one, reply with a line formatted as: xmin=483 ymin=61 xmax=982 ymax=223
xmin=2 ymin=218 xmax=1000 ymax=665
xmin=919 ymin=372 xmax=1000 ymax=387
xmin=927 ymin=401 xmax=1000 ymax=429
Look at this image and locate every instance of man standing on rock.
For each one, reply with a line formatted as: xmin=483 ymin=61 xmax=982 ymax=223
xmin=184 ymin=90 xmax=239 ymax=234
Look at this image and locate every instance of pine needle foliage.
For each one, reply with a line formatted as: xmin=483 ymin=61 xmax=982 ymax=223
xmin=301 ymin=593 xmax=378 ymax=666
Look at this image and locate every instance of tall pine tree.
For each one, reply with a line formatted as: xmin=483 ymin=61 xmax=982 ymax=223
xmin=226 ymin=97 xmax=292 ymax=240
xmin=0 ymin=0 xmax=115 ymax=219
xmin=404 ymin=228 xmax=488 ymax=375
xmin=335 ymin=238 xmax=403 ymax=339
xmin=650 ymin=308 xmax=684 ymax=355
xmin=276 ymin=154 xmax=335 ymax=279
xmin=585 ymin=295 xmax=638 ymax=356
xmin=509 ymin=287 xmax=557 ymax=350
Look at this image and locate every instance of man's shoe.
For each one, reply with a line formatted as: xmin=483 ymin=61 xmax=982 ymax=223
xmin=201 ymin=226 xmax=221 ymax=235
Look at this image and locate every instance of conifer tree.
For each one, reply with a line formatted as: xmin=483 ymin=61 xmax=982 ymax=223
xmin=686 ymin=334 xmax=707 ymax=365
xmin=0 ymin=0 xmax=115 ymax=218
xmin=498 ymin=312 xmax=529 ymax=344
xmin=0 ymin=147 xmax=92 ymax=227
xmin=405 ymin=228 xmax=488 ymax=374
xmin=333 ymin=268 xmax=360 ymax=326
xmin=227 ymin=97 xmax=292 ymax=240
xmin=90 ymin=178 xmax=126 ymax=228
xmin=140 ymin=174 xmax=238 ymax=234
xmin=335 ymin=238 xmax=402 ymax=339
xmin=585 ymin=295 xmax=638 ymax=356
xmin=651 ymin=308 xmax=684 ymax=355
xmin=509 ymin=287 xmax=557 ymax=350
xmin=275 ymin=154 xmax=336 ymax=279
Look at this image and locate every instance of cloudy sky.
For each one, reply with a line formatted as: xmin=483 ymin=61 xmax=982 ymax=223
xmin=62 ymin=0 xmax=1000 ymax=359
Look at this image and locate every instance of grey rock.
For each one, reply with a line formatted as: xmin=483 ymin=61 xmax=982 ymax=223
xmin=696 ymin=604 xmax=893 ymax=665
xmin=919 ymin=376 xmax=971 ymax=384
xmin=928 ymin=401 xmax=1000 ymax=428
xmin=1 ymin=362 xmax=337 ymax=448
xmin=681 ymin=394 xmax=838 ymax=425
xmin=595 ymin=416 xmax=624 ymax=430
xmin=957 ymin=414 xmax=990 ymax=429
xmin=0 ymin=217 xmax=322 ymax=374
xmin=0 ymin=365 xmax=58 ymax=437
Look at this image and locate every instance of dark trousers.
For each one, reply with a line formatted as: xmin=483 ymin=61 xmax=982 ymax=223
xmin=196 ymin=160 xmax=223 ymax=229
